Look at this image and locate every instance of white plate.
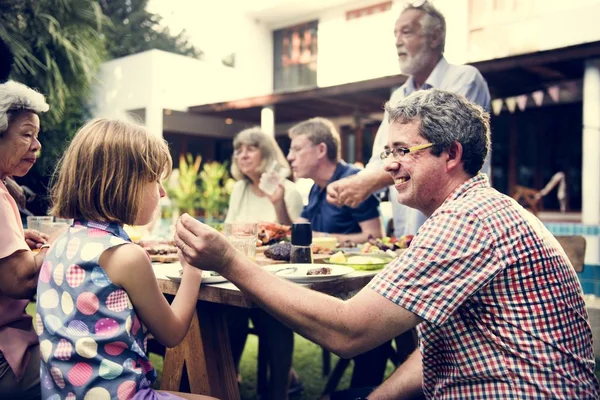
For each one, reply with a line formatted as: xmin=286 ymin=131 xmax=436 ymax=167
xmin=264 ymin=264 xmax=354 ymax=283
xmin=164 ymin=270 xmax=228 ymax=284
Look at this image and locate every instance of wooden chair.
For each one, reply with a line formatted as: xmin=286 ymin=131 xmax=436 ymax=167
xmin=555 ymin=235 xmax=586 ymax=273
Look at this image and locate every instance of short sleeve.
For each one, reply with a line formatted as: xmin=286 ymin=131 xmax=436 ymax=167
xmin=283 ymin=180 xmax=304 ymax=221
xmin=369 ymin=209 xmax=501 ymax=326
xmin=350 ymin=194 xmax=380 ymax=223
xmin=0 ymin=187 xmax=28 ymax=259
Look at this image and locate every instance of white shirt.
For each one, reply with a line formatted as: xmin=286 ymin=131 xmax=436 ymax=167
xmin=366 ymin=57 xmax=492 ymax=237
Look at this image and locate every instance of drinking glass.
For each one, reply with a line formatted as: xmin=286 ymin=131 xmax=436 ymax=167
xmin=224 ymin=222 xmax=258 ymax=260
xmin=259 ymin=161 xmax=288 ymax=195
xmin=26 ymin=216 xmax=53 ymax=232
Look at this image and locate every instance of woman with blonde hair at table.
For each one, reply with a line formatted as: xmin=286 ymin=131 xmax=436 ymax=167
xmin=226 ymin=127 xmax=304 ymax=399
xmin=38 ymin=118 xmax=214 ymax=399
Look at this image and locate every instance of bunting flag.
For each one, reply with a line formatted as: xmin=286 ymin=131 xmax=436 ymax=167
xmin=548 ymin=85 xmax=560 ymax=103
xmin=516 ymin=94 xmax=528 ymax=111
xmin=505 ymin=97 xmax=517 ymax=113
xmin=492 ymin=98 xmax=504 ymax=116
xmin=532 ymin=90 xmax=544 ymax=107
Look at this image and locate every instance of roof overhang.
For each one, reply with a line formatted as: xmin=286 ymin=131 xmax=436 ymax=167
xmin=188 ymin=41 xmax=600 ymax=124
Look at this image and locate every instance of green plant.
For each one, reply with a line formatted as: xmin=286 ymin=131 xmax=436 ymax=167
xmin=166 ymin=153 xmax=203 ymax=215
xmin=198 ymin=161 xmax=235 ymax=223
xmin=165 ymin=154 xmax=234 ymax=220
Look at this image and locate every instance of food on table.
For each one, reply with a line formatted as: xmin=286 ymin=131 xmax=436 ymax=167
xmin=307 ymin=267 xmax=332 ymax=276
xmin=338 ymin=239 xmax=358 ymax=248
xmin=257 ymin=222 xmax=291 ymax=246
xmin=312 ymin=236 xmax=337 ymax=250
xmin=360 ymin=234 xmax=414 ymax=254
xmin=329 ymin=251 xmax=347 ymax=264
xmin=343 ymin=255 xmax=390 ymax=265
xmin=264 ymin=242 xmax=292 ymax=261
xmin=137 ymin=239 xmax=179 ymax=263
xmin=311 ymin=245 xmax=335 ymax=255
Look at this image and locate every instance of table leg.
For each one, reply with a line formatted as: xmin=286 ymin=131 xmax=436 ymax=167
xmin=161 ymin=302 xmax=240 ymax=399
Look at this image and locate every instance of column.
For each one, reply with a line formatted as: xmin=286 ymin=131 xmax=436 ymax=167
xmin=582 ymin=59 xmax=600 ymax=264
xmin=145 ymin=105 xmax=164 ymax=138
xmin=261 ymin=105 xmax=275 ymax=136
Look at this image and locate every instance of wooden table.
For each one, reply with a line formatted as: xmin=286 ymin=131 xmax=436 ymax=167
xmin=152 ymin=259 xmax=378 ymax=399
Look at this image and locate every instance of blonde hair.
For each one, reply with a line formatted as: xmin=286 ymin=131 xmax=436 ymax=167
xmin=288 ymin=117 xmax=341 ymax=162
xmin=231 ymin=127 xmax=290 ymax=181
xmin=50 ymin=118 xmax=172 ymax=224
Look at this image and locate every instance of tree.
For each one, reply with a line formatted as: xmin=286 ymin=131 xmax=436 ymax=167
xmin=99 ymin=0 xmax=202 ymax=59
xmin=0 ymin=0 xmax=107 ymax=122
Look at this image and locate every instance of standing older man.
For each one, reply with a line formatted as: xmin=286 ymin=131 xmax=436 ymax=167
xmin=285 ymin=117 xmax=383 ymax=243
xmin=327 ymin=0 xmax=490 ymax=238
xmin=176 ymin=89 xmax=598 ymax=399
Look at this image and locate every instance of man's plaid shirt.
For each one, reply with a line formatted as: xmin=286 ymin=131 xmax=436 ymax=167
xmin=369 ymin=174 xmax=599 ymax=399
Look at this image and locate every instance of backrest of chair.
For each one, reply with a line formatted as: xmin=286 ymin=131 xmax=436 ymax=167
xmin=555 ymin=235 xmax=586 ymax=273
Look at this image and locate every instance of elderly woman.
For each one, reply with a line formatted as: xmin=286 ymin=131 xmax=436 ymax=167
xmin=225 ymin=128 xmax=304 ymax=399
xmin=0 ymin=80 xmax=49 ymax=398
xmin=225 ymin=127 xmax=303 ymax=225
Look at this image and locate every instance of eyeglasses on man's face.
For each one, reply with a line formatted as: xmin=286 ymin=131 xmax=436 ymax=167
xmin=288 ymin=143 xmax=315 ymax=156
xmin=380 ymin=142 xmax=433 ymax=160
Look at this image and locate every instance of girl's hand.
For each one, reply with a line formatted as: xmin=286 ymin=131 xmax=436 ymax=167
xmin=178 ymin=250 xmax=202 ymax=277
xmin=175 ymin=214 xmax=237 ymax=274
xmin=24 ymin=229 xmax=49 ymax=250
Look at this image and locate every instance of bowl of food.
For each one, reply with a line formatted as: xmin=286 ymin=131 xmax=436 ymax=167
xmin=325 ymin=252 xmax=394 ymax=271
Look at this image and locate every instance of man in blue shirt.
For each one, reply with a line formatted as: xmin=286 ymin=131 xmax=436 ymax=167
xmin=287 ymin=117 xmax=383 ymax=243
xmin=327 ymin=0 xmax=491 ymax=238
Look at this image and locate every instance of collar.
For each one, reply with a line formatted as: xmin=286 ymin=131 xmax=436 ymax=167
xmin=75 ymin=219 xmax=131 ymax=242
xmin=403 ymin=57 xmax=449 ymax=96
xmin=443 ymin=174 xmax=489 ymax=204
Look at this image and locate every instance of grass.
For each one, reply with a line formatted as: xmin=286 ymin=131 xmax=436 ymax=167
xmin=150 ymin=333 xmax=396 ymax=399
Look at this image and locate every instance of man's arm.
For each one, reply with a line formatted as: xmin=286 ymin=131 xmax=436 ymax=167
xmin=175 ymin=214 xmax=422 ymax=357
xmin=368 ymin=349 xmax=424 ymax=400
xmin=327 ymin=169 xmax=393 ymax=209
xmin=322 ymin=216 xmax=383 ymax=243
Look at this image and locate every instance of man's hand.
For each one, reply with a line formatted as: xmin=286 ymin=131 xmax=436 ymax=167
xmin=5 ymin=177 xmax=26 ymax=208
xmin=174 ymin=213 xmax=238 ymax=274
xmin=24 ymin=229 xmax=49 ymax=250
xmin=326 ymin=174 xmax=372 ymax=208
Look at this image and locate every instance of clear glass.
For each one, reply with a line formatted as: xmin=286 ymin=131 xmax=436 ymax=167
xmin=259 ymin=161 xmax=288 ymax=195
xmin=26 ymin=216 xmax=53 ymax=231
xmin=224 ymin=222 xmax=258 ymax=260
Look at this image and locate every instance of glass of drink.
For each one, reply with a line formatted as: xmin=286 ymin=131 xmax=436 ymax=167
xmin=26 ymin=216 xmax=53 ymax=231
xmin=224 ymin=222 xmax=258 ymax=260
xmin=259 ymin=161 xmax=288 ymax=196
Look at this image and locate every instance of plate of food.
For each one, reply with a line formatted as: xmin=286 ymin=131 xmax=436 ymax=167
xmin=325 ymin=252 xmax=394 ymax=271
xmin=164 ymin=269 xmax=228 ymax=284
xmin=264 ymin=264 xmax=355 ymax=283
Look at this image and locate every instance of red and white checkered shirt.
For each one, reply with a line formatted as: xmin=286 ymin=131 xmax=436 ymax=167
xmin=370 ymin=175 xmax=599 ymax=399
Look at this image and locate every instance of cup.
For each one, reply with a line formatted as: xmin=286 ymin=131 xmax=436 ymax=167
xmin=224 ymin=222 xmax=258 ymax=260
xmin=26 ymin=216 xmax=53 ymax=232
xmin=259 ymin=161 xmax=288 ymax=196
xmin=40 ymin=221 xmax=69 ymax=236
xmin=54 ymin=218 xmax=74 ymax=225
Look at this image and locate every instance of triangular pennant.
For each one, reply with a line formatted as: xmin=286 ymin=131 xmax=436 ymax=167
xmin=492 ymin=98 xmax=503 ymax=116
xmin=516 ymin=94 xmax=528 ymax=111
xmin=505 ymin=97 xmax=517 ymax=113
xmin=548 ymin=86 xmax=560 ymax=103
xmin=532 ymin=90 xmax=544 ymax=107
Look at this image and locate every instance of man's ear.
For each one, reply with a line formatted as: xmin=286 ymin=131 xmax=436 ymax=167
xmin=316 ymin=142 xmax=328 ymax=160
xmin=445 ymin=141 xmax=463 ymax=172
xmin=428 ymin=27 xmax=442 ymax=51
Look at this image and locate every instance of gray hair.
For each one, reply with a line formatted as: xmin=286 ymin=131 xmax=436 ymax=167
xmin=403 ymin=1 xmax=446 ymax=54
xmin=231 ymin=127 xmax=291 ymax=181
xmin=0 ymin=81 xmax=49 ymax=134
xmin=288 ymin=117 xmax=341 ymax=163
xmin=386 ymin=89 xmax=490 ymax=175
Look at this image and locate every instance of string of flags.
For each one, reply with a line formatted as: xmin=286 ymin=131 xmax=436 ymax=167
xmin=491 ymin=80 xmax=582 ymax=116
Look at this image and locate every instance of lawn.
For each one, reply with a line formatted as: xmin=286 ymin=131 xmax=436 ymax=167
xmin=150 ymin=333 xmax=396 ymax=399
